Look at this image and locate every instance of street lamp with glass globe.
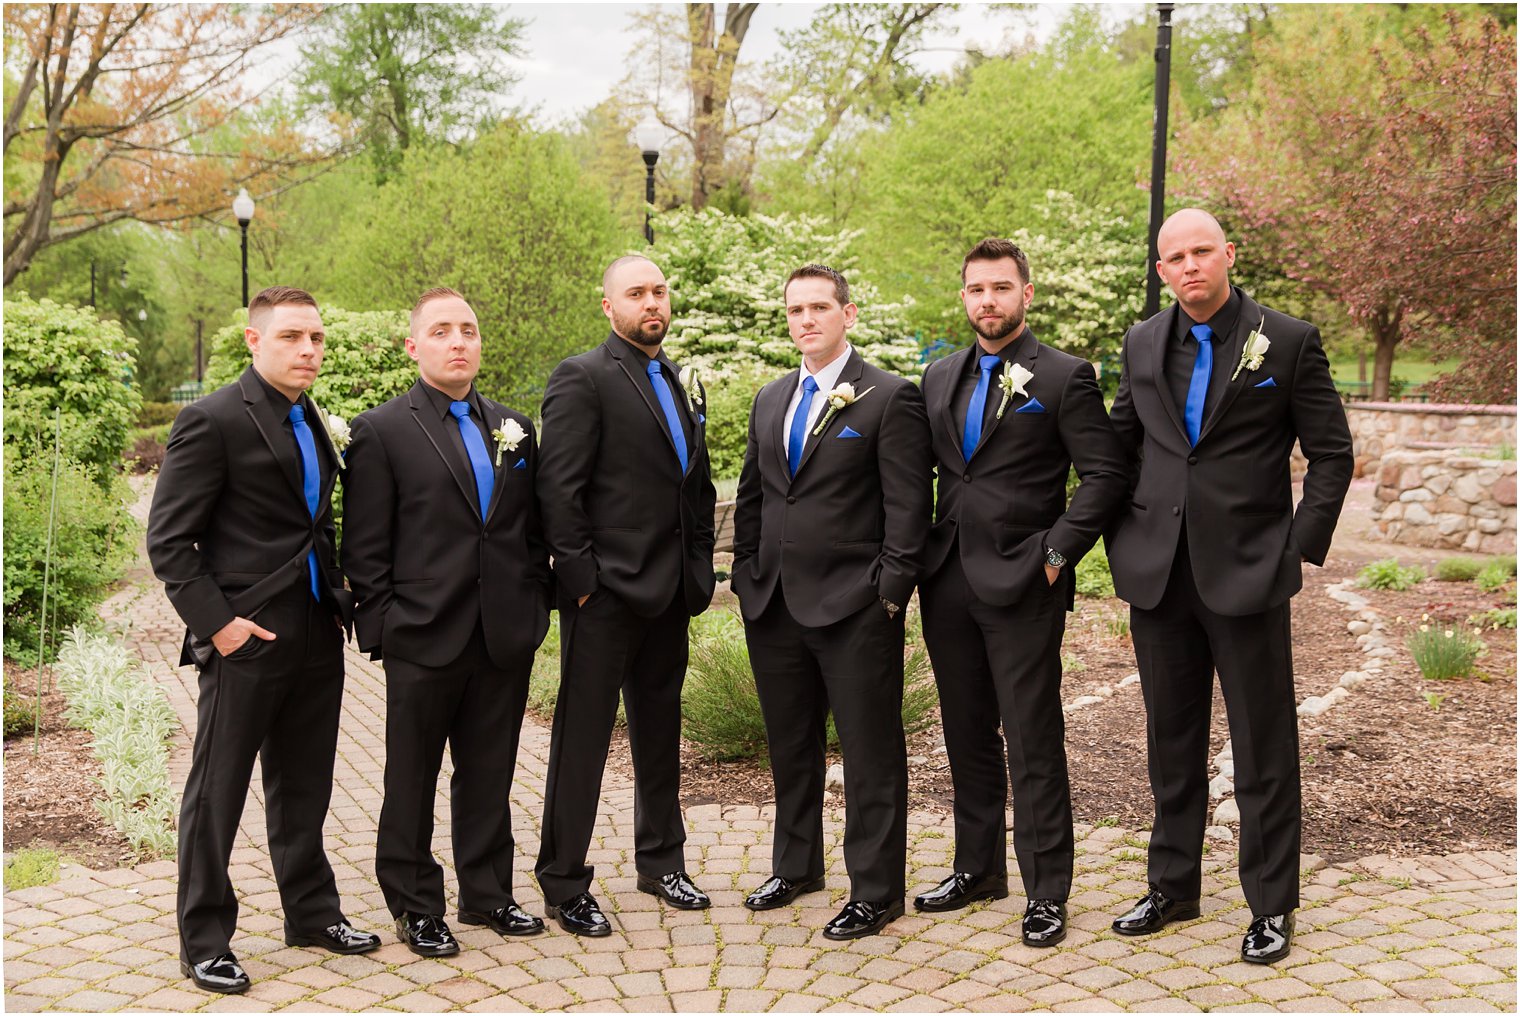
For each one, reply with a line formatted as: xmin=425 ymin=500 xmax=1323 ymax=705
xmin=232 ymin=188 xmax=255 ymax=307
xmin=634 ymin=121 xmax=662 ymax=244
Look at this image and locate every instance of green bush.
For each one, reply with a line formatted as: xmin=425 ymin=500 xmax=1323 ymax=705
xmin=1406 ymin=623 xmax=1484 ymax=681
xmin=1356 ymin=558 xmax=1426 ymax=591
xmin=702 ymin=365 xmax=769 ymax=482
xmin=1475 ymin=556 xmax=1517 ymax=593
xmin=3 ymin=848 xmax=59 ymax=890
xmin=3 ymin=673 xmax=37 ymax=738
xmin=1434 ymin=557 xmax=1484 ymax=581
xmin=1469 ymin=607 xmax=1517 ymax=629
xmin=1075 ymin=538 xmax=1116 ymax=598
xmin=3 ymin=450 xmax=137 ymax=662
xmin=3 ymin=296 xmax=142 ymax=486
xmin=135 ymin=401 xmax=180 ymax=428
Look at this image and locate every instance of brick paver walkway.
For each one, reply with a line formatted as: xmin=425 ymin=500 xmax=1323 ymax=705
xmin=4 ymin=485 xmax=1515 ymax=1012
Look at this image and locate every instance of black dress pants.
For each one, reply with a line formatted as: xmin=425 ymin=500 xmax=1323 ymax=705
xmin=536 ymin=587 xmax=690 ymax=906
xmin=1130 ymin=536 xmax=1301 ymax=915
xmin=177 ymin=584 xmax=345 ymax=964
xmin=745 ymin=596 xmax=908 ymax=904
xmin=376 ymin=624 xmax=533 ymax=917
xmin=920 ymin=553 xmax=1073 ymax=900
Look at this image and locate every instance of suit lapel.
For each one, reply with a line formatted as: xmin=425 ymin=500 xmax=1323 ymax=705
xmin=657 ymin=351 xmax=703 ymax=478
xmin=239 ymin=369 xmax=307 ymax=511
xmin=769 ymin=368 xmax=800 ymax=480
xmin=479 ymin=396 xmax=515 ymax=528
xmin=972 ymin=329 xmax=1038 ymax=457
xmin=1198 ymin=289 xmax=1258 ymax=445
xmin=606 ymin=334 xmax=683 ymax=471
xmin=306 ymin=398 xmax=340 ymax=509
xmin=407 ymin=382 xmax=482 ymax=518
xmin=793 ymin=349 xmax=864 ymax=481
xmin=935 ymin=345 xmax=976 ymax=469
xmin=1147 ymin=306 xmax=1189 ymax=442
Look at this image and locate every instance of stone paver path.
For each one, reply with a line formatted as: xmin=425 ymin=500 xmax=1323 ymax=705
xmin=4 ymin=486 xmax=1515 ymax=1012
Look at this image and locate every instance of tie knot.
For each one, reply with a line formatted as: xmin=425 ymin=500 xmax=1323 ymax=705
xmin=448 ymin=400 xmax=471 ymax=421
xmin=288 ymin=403 xmax=305 ymax=423
xmin=801 ymin=376 xmax=819 ymax=393
xmin=646 ymin=360 xmax=663 ymax=378
xmin=979 ymin=354 xmax=1001 ymax=372
xmin=1190 ymin=323 xmax=1214 ymax=344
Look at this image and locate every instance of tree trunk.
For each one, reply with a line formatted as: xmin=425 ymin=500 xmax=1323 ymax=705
xmin=1368 ymin=304 xmax=1403 ymax=402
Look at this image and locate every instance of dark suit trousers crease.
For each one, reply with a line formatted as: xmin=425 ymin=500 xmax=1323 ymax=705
xmin=536 ymin=587 xmax=690 ymax=906
xmin=745 ymin=596 xmax=908 ymax=903
xmin=921 ymin=552 xmax=1073 ymax=900
xmin=178 ymin=585 xmax=344 ymax=964
xmin=1130 ymin=536 xmax=1301 ymax=915
xmin=376 ymin=624 xmax=532 ymax=917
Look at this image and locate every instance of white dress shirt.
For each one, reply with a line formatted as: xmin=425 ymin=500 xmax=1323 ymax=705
xmin=782 ymin=344 xmax=854 ymax=459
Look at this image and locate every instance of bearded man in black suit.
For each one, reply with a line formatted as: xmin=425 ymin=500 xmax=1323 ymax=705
xmin=534 ymin=254 xmax=717 ymax=936
xmin=732 ymin=264 xmax=934 ymax=940
xmin=148 ymin=286 xmax=380 ymax=995
xmin=915 ymin=239 xmax=1127 ymax=946
xmin=1106 ymin=209 xmax=1353 ymax=964
xmin=342 ymin=287 xmax=553 ymax=955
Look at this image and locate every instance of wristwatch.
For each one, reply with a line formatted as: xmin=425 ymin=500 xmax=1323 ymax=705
xmin=1045 ymin=547 xmax=1067 ymax=569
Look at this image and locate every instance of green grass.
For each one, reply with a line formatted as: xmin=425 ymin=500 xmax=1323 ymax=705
xmin=1357 ymin=558 xmax=1425 ymax=591
xmin=1407 ymin=623 xmax=1484 ymax=681
xmin=4 ymin=847 xmax=60 ymax=890
xmin=1328 ymin=358 xmax=1461 ymax=386
xmin=1475 ymin=556 xmax=1517 ymax=594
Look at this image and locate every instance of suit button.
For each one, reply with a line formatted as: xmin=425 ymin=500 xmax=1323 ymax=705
xmin=1172 ymin=506 xmax=1180 ymax=516
xmin=963 ymin=473 xmax=972 ymax=482
xmin=673 ymin=528 xmax=681 ymax=537
xmin=786 ymin=496 xmax=797 ymax=505
xmin=1187 ymin=455 xmax=1198 ymax=465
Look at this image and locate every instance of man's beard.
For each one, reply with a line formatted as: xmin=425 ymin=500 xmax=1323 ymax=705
xmin=969 ymin=305 xmax=1024 ymax=344
xmin=613 ymin=309 xmax=669 ymax=346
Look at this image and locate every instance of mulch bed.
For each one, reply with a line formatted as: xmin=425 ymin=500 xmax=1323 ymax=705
xmin=2 ymin=664 xmax=138 ymax=870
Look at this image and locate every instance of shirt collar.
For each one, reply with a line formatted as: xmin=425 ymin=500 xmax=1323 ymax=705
xmin=250 ymin=366 xmax=306 ymax=415
xmin=971 ymin=326 xmax=1030 ymax=370
xmin=798 ymin=343 xmax=853 ymax=395
xmin=420 ymin=377 xmax=480 ymax=420
xmin=1175 ymin=287 xmax=1242 ymax=344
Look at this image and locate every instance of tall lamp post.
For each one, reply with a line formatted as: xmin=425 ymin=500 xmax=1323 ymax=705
xmin=634 ymin=122 xmax=662 ymax=244
xmin=1143 ymin=3 xmax=1175 ymax=319
xmin=233 ymin=188 xmax=255 ymax=307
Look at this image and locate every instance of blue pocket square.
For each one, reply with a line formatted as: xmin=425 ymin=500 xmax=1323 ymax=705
xmin=699 ymin=414 xmax=706 ymax=424
xmin=512 ymin=457 xmax=527 ymax=470
xmin=838 ymin=425 xmax=863 ymax=439
xmin=1015 ymin=397 xmax=1047 ymax=414
xmin=1254 ymin=377 xmax=1277 ymax=388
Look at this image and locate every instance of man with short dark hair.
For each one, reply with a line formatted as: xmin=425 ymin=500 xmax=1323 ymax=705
xmin=535 ymin=254 xmax=717 ymax=936
xmin=1107 ymin=208 xmax=1353 ymax=964
xmin=343 ymin=286 xmax=552 ymax=955
xmin=148 ymin=286 xmax=379 ymax=995
xmin=733 ymin=264 xmax=933 ymax=940
xmin=915 ymin=239 xmax=1127 ymax=947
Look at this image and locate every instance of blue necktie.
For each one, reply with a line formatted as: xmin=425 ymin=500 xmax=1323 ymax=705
xmin=1184 ymin=323 xmax=1214 ymax=447
xmin=646 ymin=360 xmax=689 ymax=474
xmin=287 ymin=403 xmax=321 ymax=599
xmin=788 ymin=376 xmax=819 ymax=477
xmin=961 ymin=354 xmax=1001 ymax=463
xmin=448 ymin=400 xmax=495 ymax=518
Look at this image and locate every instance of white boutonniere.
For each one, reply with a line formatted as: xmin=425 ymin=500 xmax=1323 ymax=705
xmin=1231 ymin=315 xmax=1270 ymax=381
xmin=678 ymin=365 xmax=704 ymax=413
xmin=307 ymin=397 xmax=349 ymax=468
xmin=995 ymin=361 xmax=1035 ymax=420
xmin=811 ymin=380 xmax=877 ymax=437
xmin=492 ymin=418 xmax=527 ymax=466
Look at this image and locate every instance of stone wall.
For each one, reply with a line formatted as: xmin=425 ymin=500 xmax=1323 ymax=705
xmin=1371 ymin=450 xmax=1517 ymax=554
xmin=1289 ymin=401 xmax=1516 ymax=481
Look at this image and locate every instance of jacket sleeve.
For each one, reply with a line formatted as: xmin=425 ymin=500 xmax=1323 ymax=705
xmin=875 ymin=380 xmax=934 ymax=606
xmin=524 ymin=418 xmax=555 ymax=599
xmin=338 ymin=412 xmax=397 ymax=656
xmin=731 ymin=391 xmax=764 ymax=578
xmin=146 ymin=402 xmax=237 ymax=639
xmin=536 ymin=359 xmax=602 ymax=599
xmin=1288 ymin=325 xmax=1354 ymax=565
xmin=1048 ymin=360 xmax=1130 ymax=562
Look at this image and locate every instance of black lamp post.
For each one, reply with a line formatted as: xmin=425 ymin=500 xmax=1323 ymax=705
xmin=88 ymin=260 xmax=127 ymax=308
xmin=634 ymin=122 xmax=662 ymax=244
xmin=233 ymin=188 xmax=255 ymax=307
xmin=1144 ymin=3 xmax=1175 ymax=319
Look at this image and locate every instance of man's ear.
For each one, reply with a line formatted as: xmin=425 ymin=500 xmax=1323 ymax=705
xmin=244 ymin=326 xmax=260 ymax=353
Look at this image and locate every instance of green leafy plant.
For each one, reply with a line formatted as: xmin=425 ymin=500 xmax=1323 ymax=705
xmin=701 ymin=364 xmax=770 ymax=483
xmin=1423 ymin=690 xmax=1446 ymax=711
xmin=1434 ymin=557 xmax=1484 ymax=582
xmin=1075 ymin=538 xmax=1116 ymax=598
xmin=3 ymin=848 xmax=60 ymax=890
xmin=1469 ymin=607 xmax=1517 ymax=629
xmin=1356 ymin=558 xmax=1425 ymax=591
xmin=3 ymin=673 xmax=37 ymax=738
xmin=135 ymin=401 xmax=181 ymax=428
xmin=1406 ymin=623 xmax=1484 ymax=681
xmin=1104 ymin=613 xmax=1130 ymax=639
xmin=1474 ymin=556 xmax=1517 ymax=593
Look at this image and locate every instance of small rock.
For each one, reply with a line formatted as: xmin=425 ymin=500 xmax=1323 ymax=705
xmin=1067 ymin=695 xmax=1104 ymax=710
xmin=1209 ymin=774 xmax=1234 ymax=799
xmin=825 ymin=763 xmax=845 ymax=790
xmin=1213 ymin=799 xmax=1240 ymax=825
xmin=1348 ymin=620 xmax=1371 ymax=635
xmin=1118 ymin=673 xmax=1141 ymax=688
xmin=931 ymin=744 xmax=949 ymax=755
xmin=1216 ymin=759 xmax=1235 ymax=779
xmin=1297 ymin=696 xmax=1332 ymax=717
xmin=1205 ymin=825 xmax=1235 ymax=841
xmin=907 ymin=756 xmax=927 ymax=766
xmin=1095 ymin=685 xmax=1114 ymax=698
xmin=1324 ymin=686 xmax=1350 ymax=704
xmin=1339 ymin=671 xmax=1367 ymax=688
xmin=1300 ymin=853 xmax=1326 ymax=872
xmin=1366 ymin=646 xmax=1397 ymax=658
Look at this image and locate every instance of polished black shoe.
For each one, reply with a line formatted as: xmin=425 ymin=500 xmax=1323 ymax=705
xmin=285 ymin=920 xmax=382 ymax=954
xmin=459 ymin=901 xmax=545 ymax=937
xmin=822 ymin=899 xmax=905 ymax=940
xmin=912 ymin=872 xmax=1009 ymax=913
xmin=181 ymin=953 xmax=250 ymax=994
xmin=545 ymin=892 xmax=612 ymax=937
xmin=1022 ymin=899 xmax=1068 ymax=947
xmin=1241 ymin=912 xmax=1294 ymax=964
xmin=1111 ymin=885 xmax=1202 ymax=936
xmin=636 ymin=870 xmax=711 ymax=910
xmin=744 ymin=874 xmax=827 ymax=911
xmin=395 ymin=912 xmax=460 ymax=956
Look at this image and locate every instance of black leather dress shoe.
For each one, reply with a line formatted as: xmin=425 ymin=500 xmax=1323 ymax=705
xmin=1242 ymin=912 xmax=1294 ymax=964
xmin=744 ymin=874 xmax=826 ymax=911
xmin=460 ymin=902 xmax=545 ymax=937
xmin=395 ymin=912 xmax=460 ymax=956
xmin=1111 ymin=886 xmax=1201 ymax=936
xmin=636 ymin=870 xmax=711 ymax=910
xmin=1022 ymin=899 xmax=1068 ymax=947
xmin=181 ymin=953 xmax=250 ymax=994
xmin=285 ymin=920 xmax=382 ymax=954
xmin=822 ymin=899 xmax=905 ymax=940
xmin=545 ymin=892 xmax=612 ymax=937
xmin=912 ymin=872 xmax=1010 ymax=913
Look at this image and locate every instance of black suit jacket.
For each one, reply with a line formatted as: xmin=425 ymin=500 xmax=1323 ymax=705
xmin=1107 ymin=287 xmax=1354 ymax=616
xmin=732 ymin=349 xmax=933 ymax=627
xmin=537 ymin=332 xmax=717 ymax=618
xmin=147 ymin=367 xmax=348 ymax=666
xmin=340 ymin=380 xmax=552 ymax=668
xmin=920 ymin=329 xmax=1128 ymax=607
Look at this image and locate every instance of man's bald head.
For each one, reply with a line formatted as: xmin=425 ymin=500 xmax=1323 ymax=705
xmin=1155 ymin=207 xmax=1236 ymax=320
xmin=600 ymin=254 xmax=671 ymax=348
xmin=1157 ymin=208 xmax=1228 ymax=250
xmin=602 ymin=254 xmax=659 ymax=296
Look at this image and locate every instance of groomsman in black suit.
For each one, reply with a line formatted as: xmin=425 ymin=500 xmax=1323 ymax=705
xmin=535 ymin=255 xmax=717 ymax=936
xmin=915 ymin=240 xmax=1127 ymax=946
xmin=148 ymin=286 xmax=379 ymax=995
xmin=342 ymin=287 xmax=553 ymax=954
xmin=732 ymin=264 xmax=933 ymax=940
xmin=1106 ymin=209 xmax=1353 ymax=964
